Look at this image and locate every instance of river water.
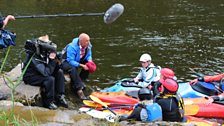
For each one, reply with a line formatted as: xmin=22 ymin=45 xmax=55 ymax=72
xmin=1 ymin=0 xmax=223 ymax=88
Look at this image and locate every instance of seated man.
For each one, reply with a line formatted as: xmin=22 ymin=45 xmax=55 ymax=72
xmin=23 ymin=35 xmax=68 ymax=109
xmin=62 ymin=33 xmax=96 ymax=100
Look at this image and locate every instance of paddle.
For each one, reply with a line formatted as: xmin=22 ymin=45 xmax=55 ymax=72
xmin=82 ymin=105 xmax=133 ymax=111
xmin=83 ymin=100 xmax=134 ymax=108
xmin=90 ymin=95 xmax=117 ymax=115
xmin=11 ymin=3 xmax=124 ymax=24
xmin=184 ymin=104 xmax=200 ymax=116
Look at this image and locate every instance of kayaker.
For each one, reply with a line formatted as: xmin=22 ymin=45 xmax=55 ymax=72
xmin=152 ymin=68 xmax=176 ymax=96
xmin=190 ymin=73 xmax=224 ymax=85
xmin=23 ymin=35 xmax=68 ymax=109
xmin=119 ymin=87 xmax=162 ymax=122
xmin=154 ymin=78 xmax=185 ymax=122
xmin=62 ymin=33 xmax=96 ymax=100
xmin=133 ymin=53 xmax=161 ymax=88
xmin=0 ymin=15 xmax=15 ymax=29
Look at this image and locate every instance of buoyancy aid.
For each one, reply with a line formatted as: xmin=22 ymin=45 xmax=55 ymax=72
xmin=154 ymin=94 xmax=184 ymax=122
xmin=135 ymin=100 xmax=162 ymax=122
xmin=137 ymin=64 xmax=161 ymax=87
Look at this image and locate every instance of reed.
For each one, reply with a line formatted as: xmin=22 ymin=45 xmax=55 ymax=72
xmin=0 ymin=46 xmax=38 ymax=125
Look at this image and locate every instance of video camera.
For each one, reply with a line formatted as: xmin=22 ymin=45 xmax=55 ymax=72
xmin=24 ymin=38 xmax=57 ymax=57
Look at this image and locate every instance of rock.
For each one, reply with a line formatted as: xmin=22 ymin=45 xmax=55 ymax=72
xmin=0 ymin=100 xmax=24 ymax=107
xmin=0 ymin=91 xmax=9 ymax=100
xmin=0 ymin=101 xmax=201 ymax=126
xmin=0 ymin=104 xmax=101 ymax=126
xmin=0 ymin=64 xmax=41 ymax=105
xmin=64 ymin=74 xmax=71 ymax=83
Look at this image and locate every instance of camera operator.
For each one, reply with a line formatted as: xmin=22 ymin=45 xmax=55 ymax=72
xmin=23 ymin=35 xmax=68 ymax=109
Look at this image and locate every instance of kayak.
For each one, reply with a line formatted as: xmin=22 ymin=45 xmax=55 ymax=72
xmin=101 ymin=78 xmax=218 ymax=98
xmin=191 ymin=81 xmax=223 ymax=96
xmin=91 ymin=92 xmax=139 ymax=105
xmin=184 ymin=96 xmax=224 ymax=118
xmin=186 ymin=116 xmax=219 ymax=126
xmin=178 ymin=82 xmax=208 ymax=98
xmin=91 ymin=91 xmax=224 ymax=118
xmin=185 ymin=103 xmax=224 ymax=118
xmin=79 ymin=107 xmax=219 ymax=125
xmin=79 ymin=107 xmax=115 ymax=122
xmin=83 ymin=100 xmax=134 ymax=108
xmin=101 ymin=78 xmax=141 ymax=92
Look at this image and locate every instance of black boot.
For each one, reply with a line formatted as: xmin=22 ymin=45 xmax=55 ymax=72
xmin=47 ymin=102 xmax=58 ymax=110
xmin=56 ymin=94 xmax=68 ymax=108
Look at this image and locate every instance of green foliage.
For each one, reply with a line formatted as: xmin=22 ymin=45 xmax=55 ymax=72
xmin=0 ymin=47 xmax=38 ymax=125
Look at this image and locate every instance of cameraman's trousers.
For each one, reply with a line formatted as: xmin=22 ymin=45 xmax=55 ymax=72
xmin=24 ymin=69 xmax=65 ymax=105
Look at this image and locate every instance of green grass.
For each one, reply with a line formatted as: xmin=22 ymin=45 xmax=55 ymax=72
xmin=0 ymin=46 xmax=38 ymax=126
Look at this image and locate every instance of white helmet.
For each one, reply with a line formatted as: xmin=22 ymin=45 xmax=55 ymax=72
xmin=139 ymin=53 xmax=152 ymax=62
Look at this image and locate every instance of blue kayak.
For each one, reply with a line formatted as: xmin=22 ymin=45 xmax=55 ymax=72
xmin=177 ymin=82 xmax=208 ymax=98
xmin=101 ymin=79 xmax=141 ymax=92
xmin=101 ymin=78 xmax=221 ymax=98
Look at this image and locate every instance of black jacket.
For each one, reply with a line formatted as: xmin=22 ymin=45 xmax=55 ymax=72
xmin=23 ymin=54 xmax=57 ymax=84
xmin=155 ymin=95 xmax=183 ymax=122
xmin=0 ymin=17 xmax=3 ymax=29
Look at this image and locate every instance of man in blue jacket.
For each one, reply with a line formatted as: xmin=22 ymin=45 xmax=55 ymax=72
xmin=62 ymin=33 xmax=96 ymax=100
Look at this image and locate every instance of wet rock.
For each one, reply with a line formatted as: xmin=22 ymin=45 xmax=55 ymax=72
xmin=0 ymin=104 xmax=103 ymax=126
xmin=0 ymin=91 xmax=9 ymax=100
xmin=0 ymin=100 xmax=24 ymax=107
xmin=0 ymin=64 xmax=41 ymax=105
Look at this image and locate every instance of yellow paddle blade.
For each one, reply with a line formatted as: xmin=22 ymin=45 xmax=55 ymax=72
xmin=90 ymin=95 xmax=117 ymax=115
xmin=184 ymin=104 xmax=200 ymax=116
xmin=90 ymin=95 xmax=108 ymax=108
xmin=83 ymin=100 xmax=103 ymax=107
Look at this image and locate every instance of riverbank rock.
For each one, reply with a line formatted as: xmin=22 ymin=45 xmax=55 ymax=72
xmin=0 ymin=101 xmax=197 ymax=126
xmin=0 ymin=64 xmax=41 ymax=105
xmin=0 ymin=101 xmax=113 ymax=126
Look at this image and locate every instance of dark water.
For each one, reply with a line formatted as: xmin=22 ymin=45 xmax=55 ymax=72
xmin=0 ymin=0 xmax=223 ymax=88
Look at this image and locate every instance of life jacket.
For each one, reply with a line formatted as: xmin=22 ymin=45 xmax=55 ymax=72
xmin=136 ymin=101 xmax=162 ymax=122
xmin=145 ymin=103 xmax=162 ymax=121
xmin=154 ymin=94 xmax=185 ymax=122
xmin=145 ymin=65 xmax=161 ymax=83
xmin=137 ymin=64 xmax=161 ymax=87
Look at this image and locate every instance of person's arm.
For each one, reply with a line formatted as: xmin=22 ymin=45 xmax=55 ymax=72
xmin=79 ymin=63 xmax=89 ymax=70
xmin=204 ymin=73 xmax=224 ymax=82
xmin=66 ymin=45 xmax=80 ymax=67
xmin=190 ymin=73 xmax=224 ymax=85
xmin=1 ymin=15 xmax=15 ymax=29
xmin=32 ymin=57 xmax=56 ymax=77
xmin=134 ymin=69 xmax=142 ymax=83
